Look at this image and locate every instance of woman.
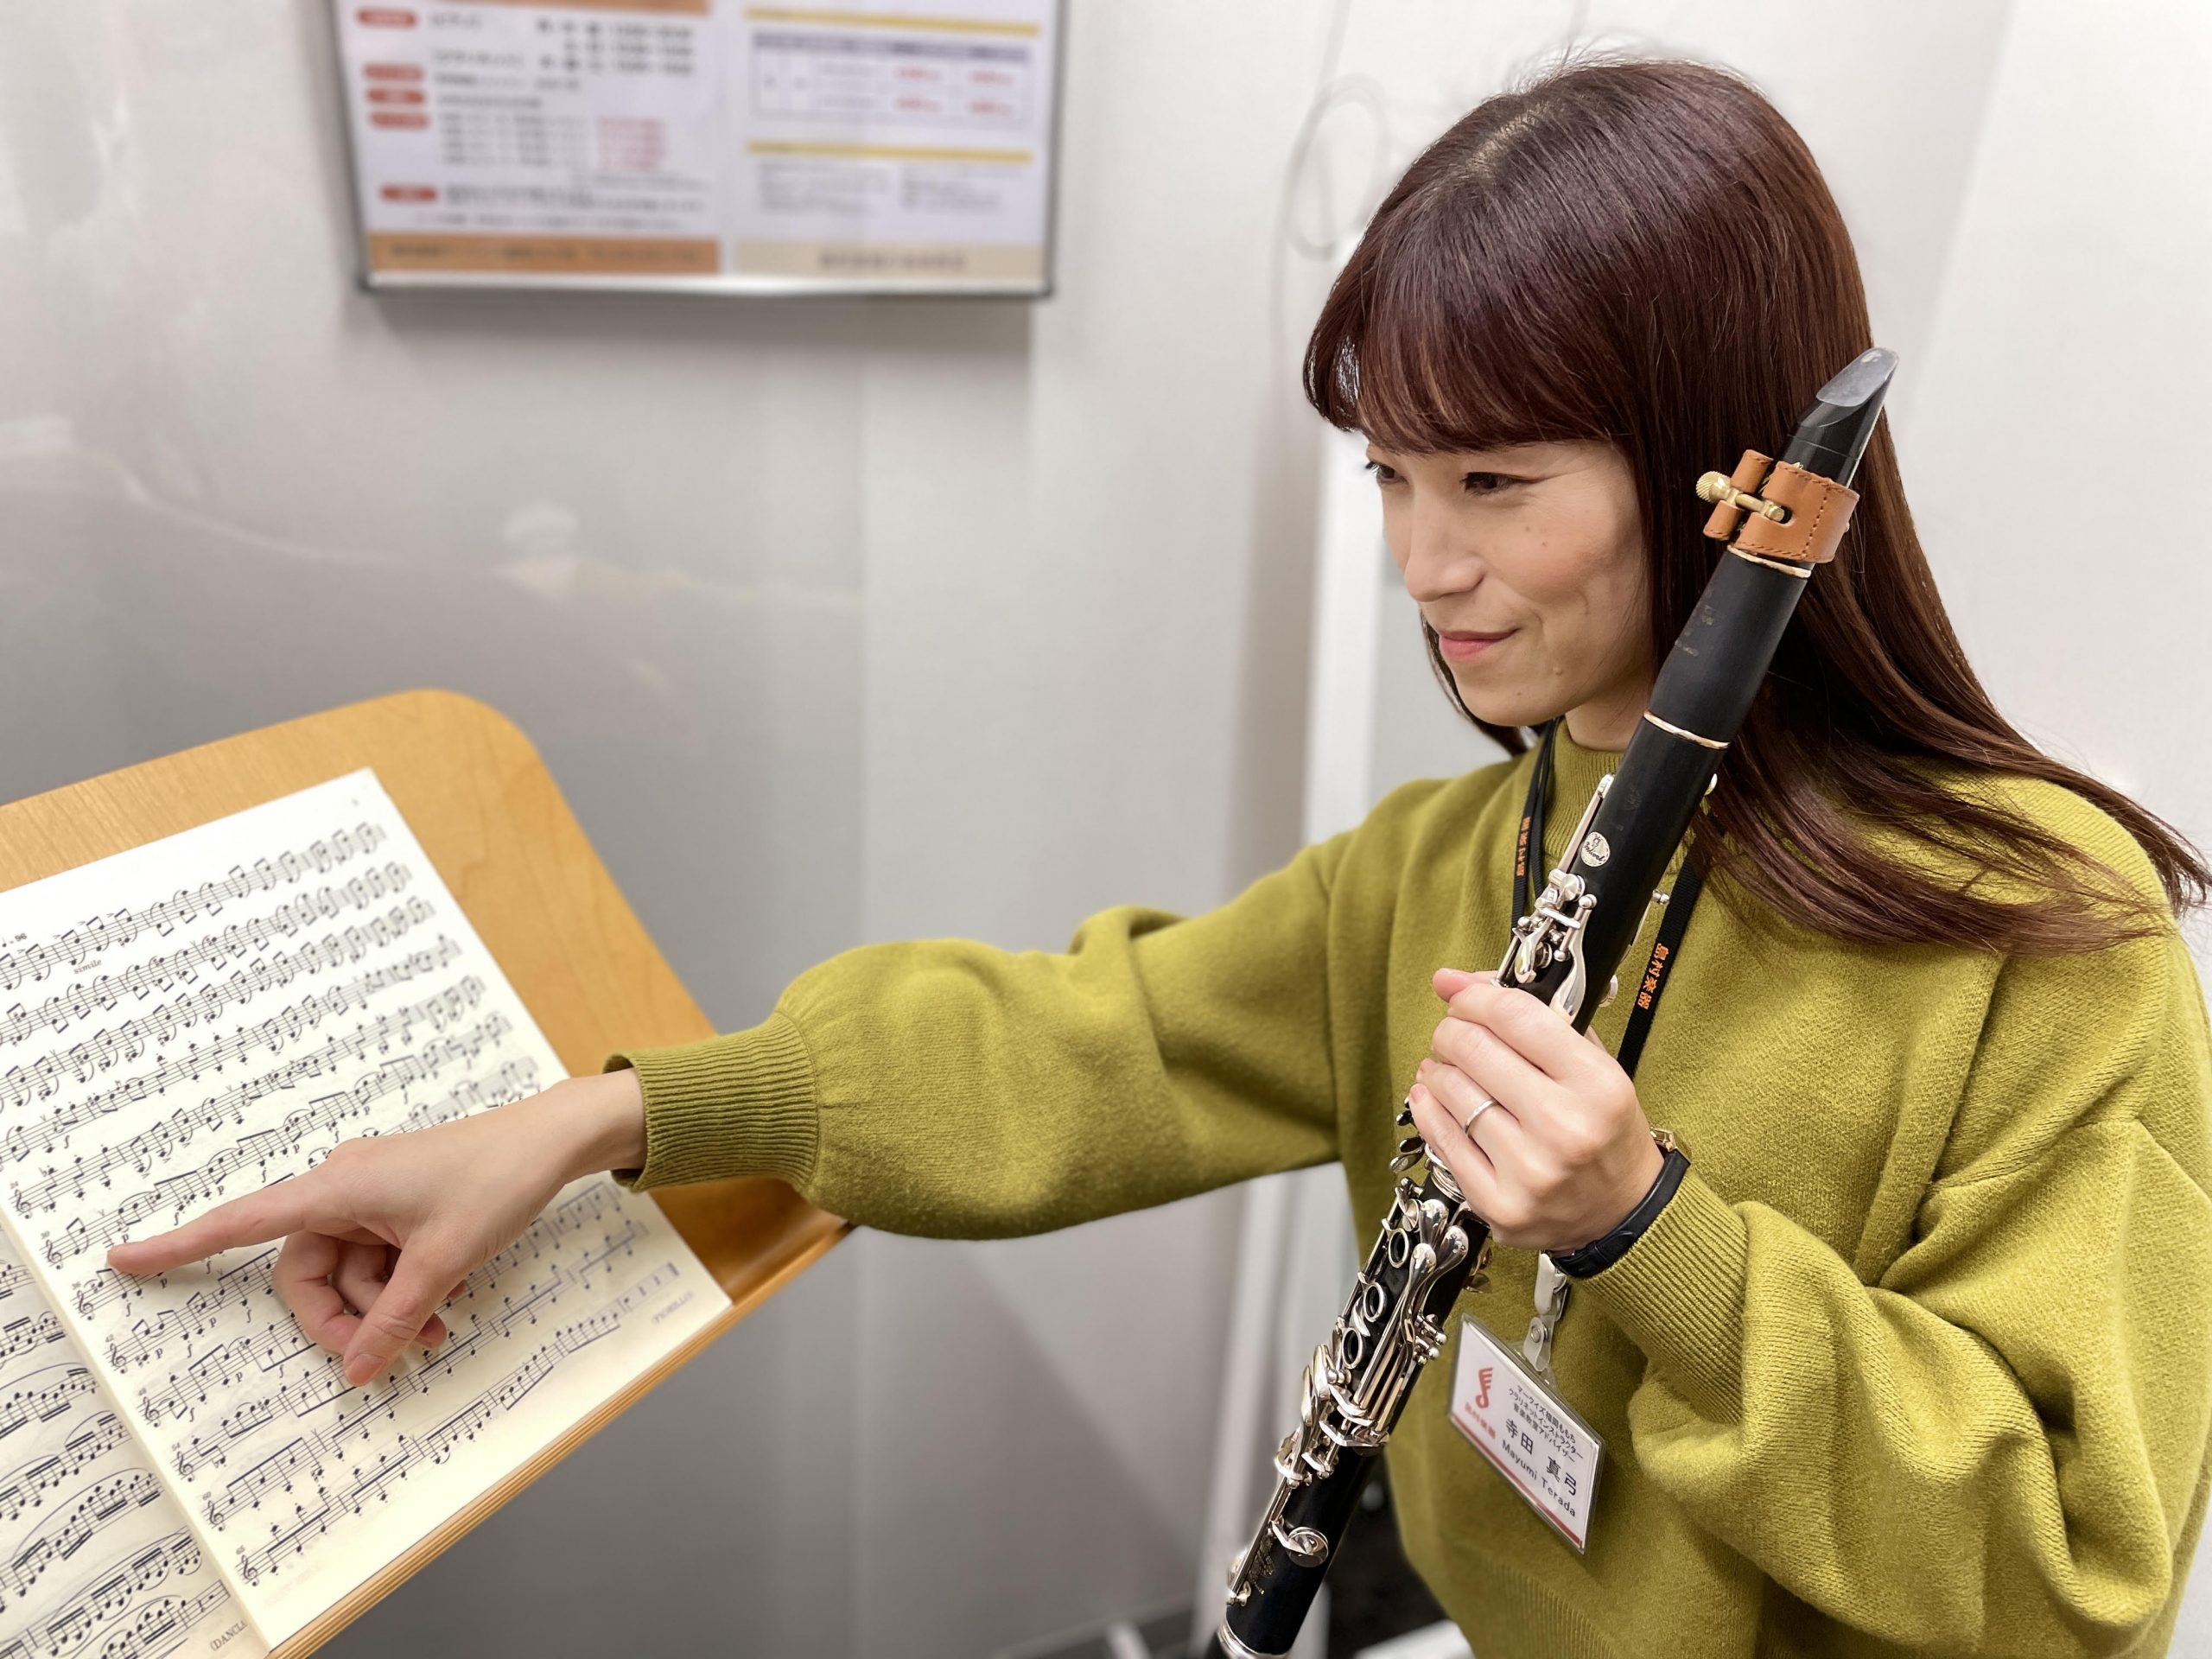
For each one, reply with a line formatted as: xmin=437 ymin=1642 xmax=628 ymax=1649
xmin=110 ymin=58 xmax=2212 ymax=1657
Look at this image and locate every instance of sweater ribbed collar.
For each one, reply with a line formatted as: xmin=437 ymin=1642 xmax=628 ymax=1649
xmin=1529 ymin=722 xmax=1627 ymax=872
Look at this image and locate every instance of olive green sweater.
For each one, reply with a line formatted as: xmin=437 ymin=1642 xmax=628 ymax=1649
xmin=613 ymin=730 xmax=2212 ymax=1657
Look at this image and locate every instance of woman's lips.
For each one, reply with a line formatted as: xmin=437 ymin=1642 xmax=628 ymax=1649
xmin=1437 ymin=628 xmax=1514 ymax=663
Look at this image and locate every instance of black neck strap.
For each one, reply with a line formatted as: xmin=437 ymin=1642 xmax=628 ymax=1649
xmin=1512 ymin=721 xmax=1558 ymax=925
xmin=1514 ymin=720 xmax=1703 ymax=1082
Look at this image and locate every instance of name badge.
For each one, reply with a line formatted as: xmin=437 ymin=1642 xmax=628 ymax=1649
xmin=1448 ymin=1316 xmax=1605 ymax=1552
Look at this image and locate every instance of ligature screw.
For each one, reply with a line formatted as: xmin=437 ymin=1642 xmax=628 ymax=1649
xmin=1696 ymin=472 xmax=1790 ymax=523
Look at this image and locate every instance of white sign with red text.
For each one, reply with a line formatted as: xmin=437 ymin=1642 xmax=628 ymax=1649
xmin=332 ymin=0 xmax=1059 ymax=293
xmin=1450 ymin=1316 xmax=1605 ymax=1553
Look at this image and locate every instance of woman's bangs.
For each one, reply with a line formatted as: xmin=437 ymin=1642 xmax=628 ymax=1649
xmin=1308 ymin=216 xmax=1604 ymax=456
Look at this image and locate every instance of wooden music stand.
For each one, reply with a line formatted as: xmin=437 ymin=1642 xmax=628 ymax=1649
xmin=0 ymin=687 xmax=848 ymax=1656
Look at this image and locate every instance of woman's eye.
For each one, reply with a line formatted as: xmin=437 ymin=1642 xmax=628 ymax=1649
xmin=1363 ymin=460 xmax=1402 ymax=485
xmin=1463 ymin=472 xmax=1519 ymax=495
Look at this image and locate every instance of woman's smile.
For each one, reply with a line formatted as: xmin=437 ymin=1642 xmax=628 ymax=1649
xmin=1434 ymin=627 xmax=1515 ymax=662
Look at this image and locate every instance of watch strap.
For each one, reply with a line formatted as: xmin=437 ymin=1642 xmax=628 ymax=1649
xmin=1550 ymin=1145 xmax=1692 ymax=1280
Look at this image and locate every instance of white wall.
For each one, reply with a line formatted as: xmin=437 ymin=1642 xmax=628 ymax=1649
xmin=0 ymin=2 xmax=2204 ymax=1656
xmin=1905 ymin=0 xmax=2212 ymax=942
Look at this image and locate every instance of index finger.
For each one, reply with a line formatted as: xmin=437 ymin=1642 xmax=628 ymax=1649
xmin=105 ymin=1178 xmax=327 ymax=1275
xmin=1444 ymin=976 xmax=1604 ymax=1083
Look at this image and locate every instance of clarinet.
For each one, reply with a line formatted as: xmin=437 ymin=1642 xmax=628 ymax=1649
xmin=1211 ymin=347 xmax=1899 ymax=1659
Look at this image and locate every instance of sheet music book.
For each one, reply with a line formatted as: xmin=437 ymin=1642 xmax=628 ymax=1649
xmin=0 ymin=771 xmax=729 ymax=1658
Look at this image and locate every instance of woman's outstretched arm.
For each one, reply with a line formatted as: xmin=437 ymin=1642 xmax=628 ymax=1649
xmin=106 ymin=830 xmax=1357 ymax=1382
xmin=612 ymin=833 xmax=1351 ymax=1233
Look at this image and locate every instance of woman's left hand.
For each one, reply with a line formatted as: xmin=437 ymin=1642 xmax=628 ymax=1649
xmin=1408 ymin=967 xmax=1664 ymax=1254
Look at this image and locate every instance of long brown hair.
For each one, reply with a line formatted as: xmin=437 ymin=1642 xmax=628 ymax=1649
xmin=1306 ymin=56 xmax=2204 ymax=953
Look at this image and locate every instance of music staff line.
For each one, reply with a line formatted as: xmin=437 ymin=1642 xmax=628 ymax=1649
xmin=47 ymin=1145 xmax=319 ymax=1278
xmin=0 ymin=1371 xmax=96 ymax=1446
xmin=0 ymin=1471 xmax=165 ymax=1609
xmin=0 ymin=936 xmax=466 ymax=1127
xmin=66 ymin=1048 xmax=536 ymax=1345
xmin=88 ymin=1057 xmax=540 ymax=1384
xmin=49 ymin=1037 xmax=533 ymax=1279
xmin=0 ymin=1533 xmax=221 ymax=1659
xmin=9 ymin=897 xmax=431 ymax=1096
xmin=2 ymin=976 xmax=487 ymax=1169
xmin=161 ymin=1185 xmax=628 ymax=1468
xmin=0 ymin=885 xmax=425 ymax=1055
xmin=0 ymin=821 xmax=386 ymax=993
xmin=16 ymin=1009 xmax=512 ymax=1224
xmin=243 ymin=1220 xmax=652 ymax=1446
xmin=73 ymin=1247 xmax=276 ymax=1331
xmin=0 ymin=1414 xmax=130 ymax=1529
xmin=232 ymin=1264 xmax=679 ymax=1586
xmin=0 ymin=1321 xmax=63 ymax=1372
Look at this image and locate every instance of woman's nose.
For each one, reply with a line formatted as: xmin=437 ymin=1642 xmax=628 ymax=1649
xmin=1398 ymin=504 xmax=1480 ymax=603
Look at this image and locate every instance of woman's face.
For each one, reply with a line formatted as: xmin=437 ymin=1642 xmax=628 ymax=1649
xmin=1366 ymin=438 xmax=1655 ymax=743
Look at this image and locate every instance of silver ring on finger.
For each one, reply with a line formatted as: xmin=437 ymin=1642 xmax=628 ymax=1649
xmin=1459 ymin=1094 xmax=1497 ymax=1133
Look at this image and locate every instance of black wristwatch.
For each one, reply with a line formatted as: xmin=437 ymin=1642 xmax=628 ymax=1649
xmin=1550 ymin=1134 xmax=1691 ymax=1280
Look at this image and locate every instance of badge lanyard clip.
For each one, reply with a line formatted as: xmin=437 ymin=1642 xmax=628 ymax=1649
xmin=1522 ymin=1253 xmax=1571 ymax=1380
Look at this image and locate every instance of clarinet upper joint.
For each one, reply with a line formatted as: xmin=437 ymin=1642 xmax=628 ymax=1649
xmin=1502 ymin=773 xmax=1611 ymax=1021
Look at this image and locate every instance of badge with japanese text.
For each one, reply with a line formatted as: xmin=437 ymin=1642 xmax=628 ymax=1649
xmin=1449 ymin=1317 xmax=1605 ymax=1552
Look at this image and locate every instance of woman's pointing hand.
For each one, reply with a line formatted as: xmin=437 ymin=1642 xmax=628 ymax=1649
xmin=105 ymin=1069 xmax=646 ymax=1387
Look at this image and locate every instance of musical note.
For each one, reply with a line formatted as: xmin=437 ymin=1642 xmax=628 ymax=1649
xmin=110 ymin=1251 xmax=284 ymax=1383
xmin=20 ymin=914 xmax=440 ymax=1103
xmin=0 ymin=892 xmax=429 ymax=1054
xmin=17 ymin=1019 xmax=505 ymax=1220
xmin=0 ymin=976 xmax=488 ymax=1172
xmin=232 ymin=1268 xmax=678 ymax=1586
xmin=0 ymin=1323 xmax=63 ymax=1371
xmin=0 ymin=1535 xmax=223 ymax=1659
xmin=147 ymin=1204 xmax=641 ymax=1445
xmin=0 ymin=772 xmax=723 ymax=1649
xmin=0 ymin=1233 xmax=238 ymax=1659
xmin=0 ymin=1471 xmax=168 ymax=1606
xmin=0 ymin=1416 xmax=129 ymax=1528
xmin=69 ymin=1278 xmax=137 ymax=1325
xmin=0 ymin=823 xmax=385 ymax=992
xmin=0 ymin=1372 xmax=96 ymax=1445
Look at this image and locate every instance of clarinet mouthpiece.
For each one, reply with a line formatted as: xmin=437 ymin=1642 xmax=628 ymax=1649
xmin=1782 ymin=346 xmax=1898 ymax=485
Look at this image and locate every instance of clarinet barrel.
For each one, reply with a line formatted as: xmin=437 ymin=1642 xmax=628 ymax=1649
xmin=1210 ymin=347 xmax=1897 ymax=1659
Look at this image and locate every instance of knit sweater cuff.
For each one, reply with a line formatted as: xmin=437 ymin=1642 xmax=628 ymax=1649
xmin=603 ymin=1013 xmax=818 ymax=1192
xmin=1574 ymin=1168 xmax=1748 ymax=1420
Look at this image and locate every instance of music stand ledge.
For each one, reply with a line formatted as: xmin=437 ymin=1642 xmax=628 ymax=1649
xmin=0 ymin=687 xmax=849 ymax=1656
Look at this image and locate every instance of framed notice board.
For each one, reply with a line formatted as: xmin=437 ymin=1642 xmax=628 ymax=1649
xmin=330 ymin=0 xmax=1064 ymax=296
